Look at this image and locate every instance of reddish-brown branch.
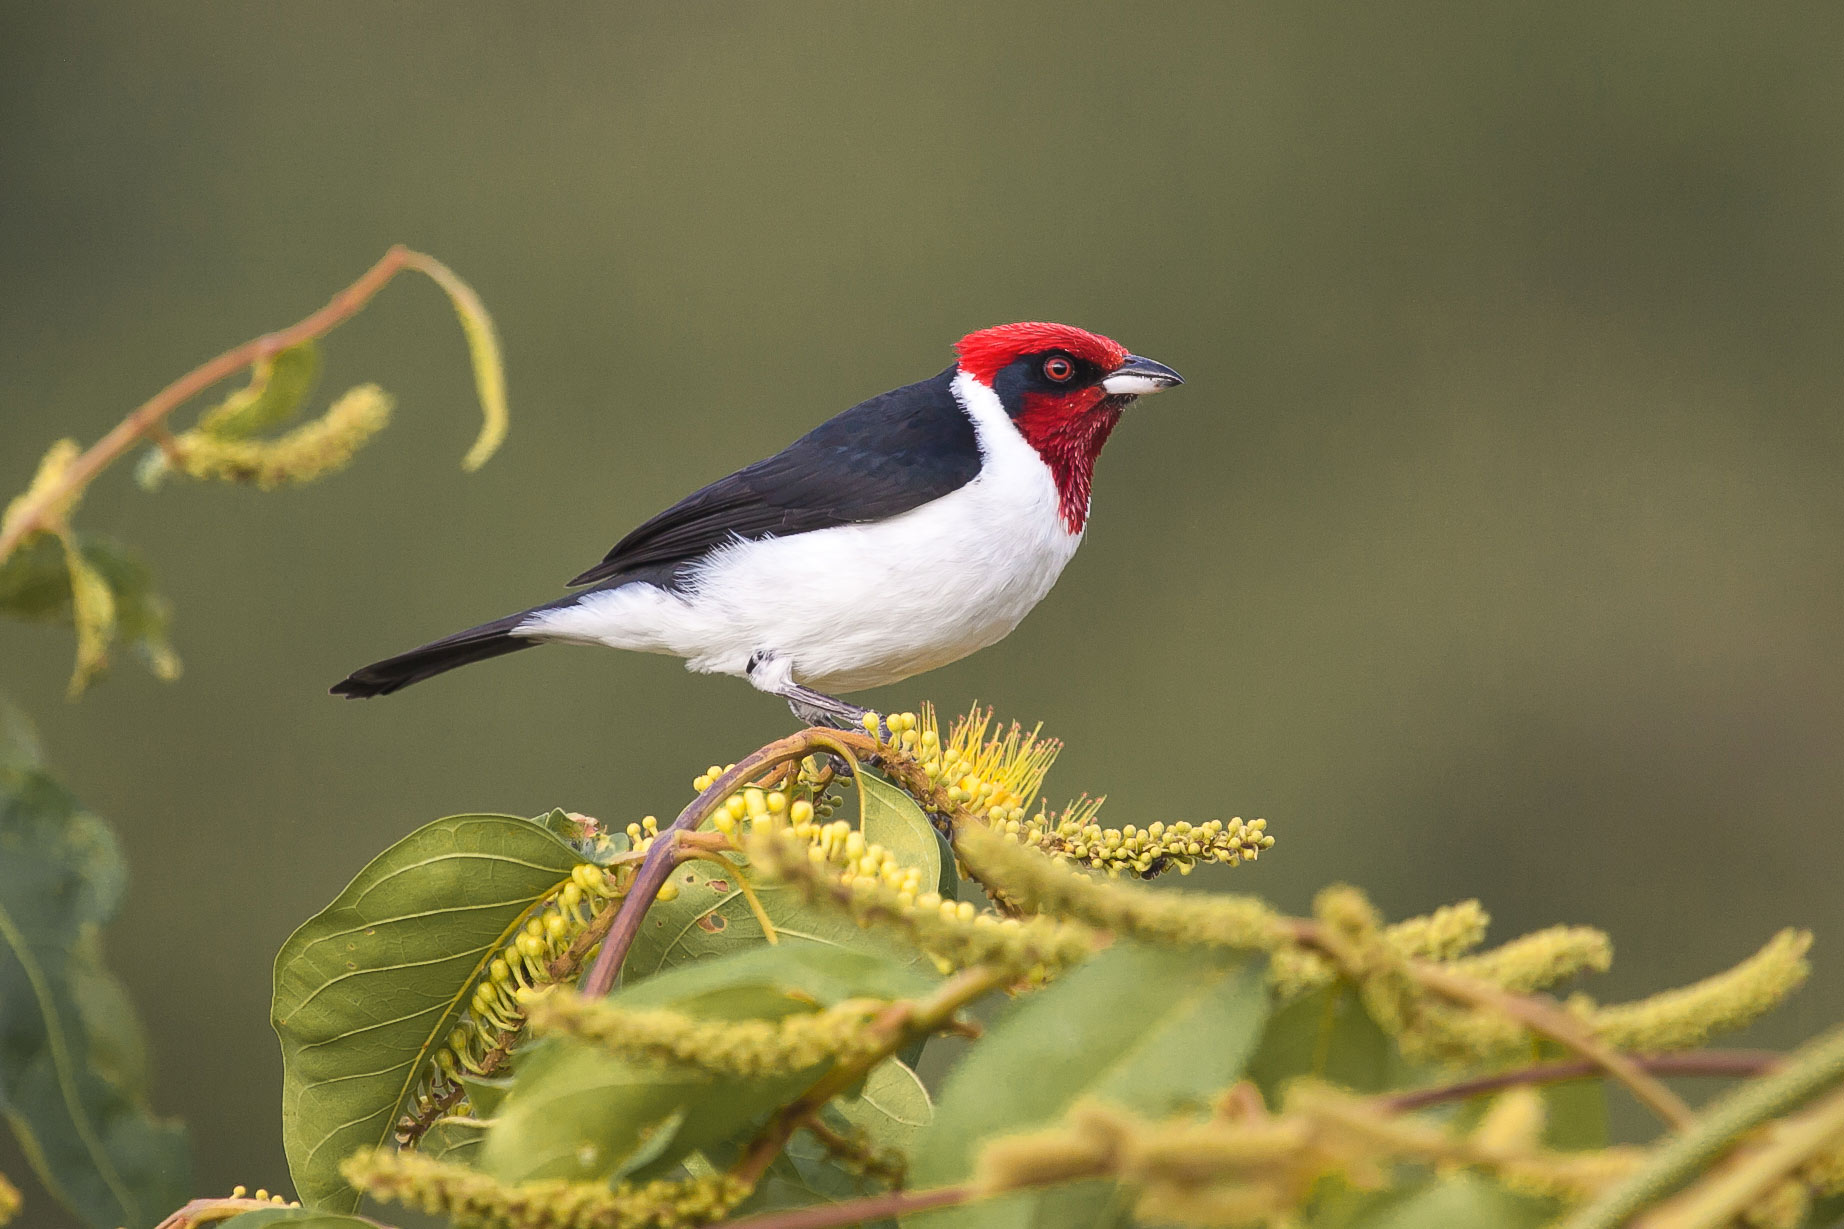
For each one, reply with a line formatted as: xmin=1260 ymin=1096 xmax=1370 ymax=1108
xmin=1381 ymin=1050 xmax=1783 ymax=1114
xmin=710 ymin=1184 xmax=972 ymax=1229
xmin=2 ymin=245 xmax=423 ymax=560
xmin=580 ymin=729 xmax=884 ymax=996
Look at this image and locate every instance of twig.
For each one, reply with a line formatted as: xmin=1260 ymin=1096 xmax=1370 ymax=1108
xmin=1 ymin=247 xmax=418 ymax=560
xmin=1412 ymin=961 xmax=1697 ymax=1130
xmin=708 ymin=1184 xmax=972 ymax=1229
xmin=1562 ymin=1024 xmax=1844 ymax=1229
xmin=731 ymin=966 xmax=1007 ymax=1188
xmin=1381 ymin=1050 xmax=1782 ymax=1114
xmin=0 ymin=244 xmax=499 ymax=561
xmin=581 ymin=729 xmax=882 ymax=996
xmin=154 ymin=1196 xmax=392 ymax=1229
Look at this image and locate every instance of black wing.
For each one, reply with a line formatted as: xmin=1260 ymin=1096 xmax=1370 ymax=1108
xmin=567 ymin=366 xmax=980 ymax=587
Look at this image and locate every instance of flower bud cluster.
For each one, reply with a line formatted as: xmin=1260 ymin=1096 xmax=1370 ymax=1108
xmin=742 ymin=822 xmax=1094 ymax=978
xmin=954 ymin=826 xmax=1291 ymax=955
xmin=1016 ymin=804 xmax=1274 ymax=878
xmin=406 ymin=860 xmax=626 ymax=1133
xmin=342 ymin=1148 xmax=750 ymax=1229
xmin=528 ymin=990 xmax=887 ymax=1076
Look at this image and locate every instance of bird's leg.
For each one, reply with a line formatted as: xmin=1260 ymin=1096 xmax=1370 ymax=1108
xmin=779 ymin=683 xmax=876 ymax=732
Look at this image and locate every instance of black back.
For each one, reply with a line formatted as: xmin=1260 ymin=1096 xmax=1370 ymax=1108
xmin=568 ymin=366 xmax=981 ymax=587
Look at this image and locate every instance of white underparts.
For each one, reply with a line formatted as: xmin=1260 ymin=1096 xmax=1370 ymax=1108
xmin=513 ymin=370 xmax=1082 ymax=694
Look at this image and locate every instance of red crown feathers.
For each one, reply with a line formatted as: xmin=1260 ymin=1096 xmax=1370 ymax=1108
xmin=953 ymin=322 xmax=1128 ymax=387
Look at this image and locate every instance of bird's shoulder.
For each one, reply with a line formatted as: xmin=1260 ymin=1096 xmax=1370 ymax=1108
xmin=567 ymin=365 xmax=981 ymax=586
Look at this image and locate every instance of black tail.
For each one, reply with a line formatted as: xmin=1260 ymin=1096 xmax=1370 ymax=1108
xmin=331 ymin=611 xmax=540 ymax=698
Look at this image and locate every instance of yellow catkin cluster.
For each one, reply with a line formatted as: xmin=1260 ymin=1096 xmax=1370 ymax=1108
xmin=342 ymin=1148 xmax=749 ymax=1229
xmin=0 ymin=1170 xmax=18 ymax=1227
xmin=527 ymin=991 xmax=887 ymax=1076
xmin=405 ymin=861 xmax=626 ymax=1131
xmin=1309 ymin=886 xmax=1526 ymax=1064
xmin=1449 ymin=925 xmax=1613 ymax=994
xmin=742 ymin=822 xmax=1095 ymax=977
xmin=973 ymin=1091 xmax=1640 ymax=1227
xmin=1572 ymin=927 xmax=1813 ymax=1053
xmin=954 ymin=826 xmax=1292 ymax=954
xmin=168 ymin=383 xmax=392 ymax=488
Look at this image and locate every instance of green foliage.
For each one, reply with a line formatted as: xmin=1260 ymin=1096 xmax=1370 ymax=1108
xmin=908 ymin=943 xmax=1269 ymax=1229
xmin=620 ymin=782 xmax=940 ymax=982
xmin=0 ymin=533 xmax=180 ymax=689
xmin=0 ymin=708 xmax=188 ymax=1229
xmin=272 ymin=813 xmax=582 ymax=1211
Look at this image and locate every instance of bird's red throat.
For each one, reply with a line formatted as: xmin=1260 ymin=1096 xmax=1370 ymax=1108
xmin=1013 ymin=387 xmax=1123 ymax=534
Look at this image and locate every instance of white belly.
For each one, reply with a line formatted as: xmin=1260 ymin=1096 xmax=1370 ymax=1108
xmin=516 ymin=372 xmax=1082 ymax=693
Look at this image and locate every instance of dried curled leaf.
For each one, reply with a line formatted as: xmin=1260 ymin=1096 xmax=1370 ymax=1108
xmin=403 ymin=251 xmax=508 ymax=471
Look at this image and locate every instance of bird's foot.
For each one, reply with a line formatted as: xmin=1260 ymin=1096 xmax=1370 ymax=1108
xmin=780 ymin=685 xmax=887 ymax=740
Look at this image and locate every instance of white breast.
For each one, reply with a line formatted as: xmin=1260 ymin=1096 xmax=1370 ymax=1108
xmin=517 ymin=371 xmax=1082 ymax=694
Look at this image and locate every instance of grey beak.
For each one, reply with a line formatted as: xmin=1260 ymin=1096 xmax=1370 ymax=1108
xmin=1100 ymin=354 xmax=1185 ymax=397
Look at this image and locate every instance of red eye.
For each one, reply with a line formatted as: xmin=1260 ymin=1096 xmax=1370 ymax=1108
xmin=1043 ymin=355 xmax=1074 ymax=382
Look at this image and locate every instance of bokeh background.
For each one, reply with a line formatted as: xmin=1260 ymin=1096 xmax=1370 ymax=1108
xmin=5 ymin=2 xmax=1844 ymax=1219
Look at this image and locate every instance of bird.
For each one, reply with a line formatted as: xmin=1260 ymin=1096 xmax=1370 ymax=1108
xmin=332 ymin=322 xmax=1183 ymax=725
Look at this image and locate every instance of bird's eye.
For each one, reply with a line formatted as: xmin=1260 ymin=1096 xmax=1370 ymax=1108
xmin=1042 ymin=355 xmax=1075 ymax=382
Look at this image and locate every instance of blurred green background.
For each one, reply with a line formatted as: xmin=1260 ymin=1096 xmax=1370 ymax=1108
xmin=4 ymin=2 xmax=1843 ymax=1218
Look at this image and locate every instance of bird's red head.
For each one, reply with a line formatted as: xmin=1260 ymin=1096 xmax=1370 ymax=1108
xmin=953 ymin=322 xmax=1183 ymax=533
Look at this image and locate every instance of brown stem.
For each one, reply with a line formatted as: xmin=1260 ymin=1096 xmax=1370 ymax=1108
xmin=709 ymin=1184 xmax=972 ymax=1229
xmin=581 ymin=729 xmax=882 ymax=997
xmin=1381 ymin=1050 xmax=1784 ymax=1114
xmin=731 ymin=966 xmax=1006 ymax=1188
xmin=1412 ymin=961 xmax=1697 ymax=1129
xmin=2 ymin=245 xmax=420 ymax=561
xmin=154 ymin=1196 xmax=393 ymax=1229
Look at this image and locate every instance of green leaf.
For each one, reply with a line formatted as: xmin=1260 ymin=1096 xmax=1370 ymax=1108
xmin=272 ymin=813 xmax=581 ymax=1210
xmin=199 ymin=342 xmax=322 ymax=440
xmin=859 ymin=773 xmax=942 ymax=888
xmin=485 ymin=945 xmax=933 ymax=1188
xmin=838 ymin=1058 xmax=932 ymax=1155
xmin=1247 ymin=983 xmax=1422 ymax=1102
xmin=908 ymin=943 xmax=1269 ymax=1229
xmin=0 ymin=536 xmax=180 ymax=686
xmin=622 ymin=851 xmax=923 ymax=985
xmin=419 ymin=1116 xmax=488 ymax=1165
xmin=1334 ymin=1172 xmax=1554 ymax=1229
xmin=0 ymin=705 xmax=189 ymax=1229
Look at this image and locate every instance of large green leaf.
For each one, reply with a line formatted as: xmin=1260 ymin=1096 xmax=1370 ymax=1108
xmin=272 ymin=813 xmax=581 ymax=1210
xmin=858 ymin=773 xmax=942 ymax=888
xmin=908 ymin=943 xmax=1270 ymax=1229
xmin=484 ymin=946 xmax=931 ymax=1187
xmin=623 ymin=850 xmax=919 ymax=984
xmin=0 ymin=706 xmax=189 ymax=1229
xmin=1246 ymin=982 xmax=1423 ymax=1103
